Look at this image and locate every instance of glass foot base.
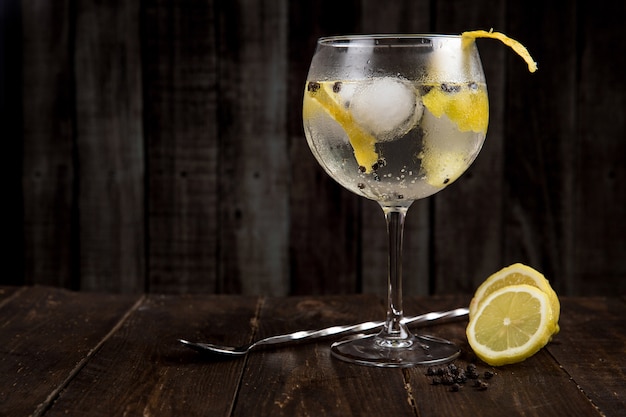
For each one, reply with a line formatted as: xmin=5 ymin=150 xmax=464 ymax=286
xmin=330 ymin=333 xmax=460 ymax=368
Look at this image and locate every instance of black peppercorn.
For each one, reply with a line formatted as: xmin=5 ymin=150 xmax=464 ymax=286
xmin=420 ymin=85 xmax=434 ymax=95
xmin=442 ymin=374 xmax=455 ymax=385
xmin=455 ymin=371 xmax=467 ymax=383
xmin=476 ymin=381 xmax=489 ymax=391
xmin=441 ymin=83 xmax=462 ymax=93
xmin=426 ymin=361 xmax=495 ymax=393
xmin=307 ymin=81 xmax=320 ymax=92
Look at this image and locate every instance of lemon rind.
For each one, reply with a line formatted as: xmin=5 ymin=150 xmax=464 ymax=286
xmin=467 ymin=284 xmax=555 ymax=366
xmin=461 ymin=29 xmax=538 ymax=73
xmin=469 ymin=263 xmax=560 ymax=327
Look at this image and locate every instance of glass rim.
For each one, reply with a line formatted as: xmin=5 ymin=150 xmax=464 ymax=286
xmin=318 ymin=33 xmax=462 ymax=46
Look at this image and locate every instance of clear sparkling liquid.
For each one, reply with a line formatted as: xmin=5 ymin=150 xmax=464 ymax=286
xmin=303 ymin=79 xmax=487 ymax=206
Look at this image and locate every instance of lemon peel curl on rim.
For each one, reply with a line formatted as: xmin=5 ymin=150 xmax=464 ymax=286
xmin=461 ymin=29 xmax=538 ymax=73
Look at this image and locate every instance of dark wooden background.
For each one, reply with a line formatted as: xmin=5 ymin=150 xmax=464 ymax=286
xmin=1 ymin=0 xmax=624 ymax=296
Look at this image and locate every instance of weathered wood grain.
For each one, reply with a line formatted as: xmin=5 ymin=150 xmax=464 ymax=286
xmin=1 ymin=0 xmax=25 ymax=286
xmin=216 ymin=0 xmax=290 ymax=295
xmin=573 ymin=0 xmax=626 ymax=295
xmin=142 ymin=0 xmax=220 ymax=293
xmin=504 ymin=0 xmax=579 ymax=297
xmin=404 ymin=295 xmax=604 ymax=417
xmin=546 ymin=297 xmax=626 ymax=416
xmin=0 ymin=288 xmax=621 ymax=417
xmin=233 ymin=295 xmax=420 ymax=417
xmin=0 ymin=287 xmax=139 ymax=417
xmin=409 ymin=351 xmax=603 ymax=416
xmin=8 ymin=1 xmax=626 ymax=296
xmin=0 ymin=286 xmax=23 ymax=305
xmin=74 ymin=0 xmax=145 ymax=292
xmin=44 ymin=293 xmax=259 ymax=417
xmin=21 ymin=0 xmax=76 ymax=289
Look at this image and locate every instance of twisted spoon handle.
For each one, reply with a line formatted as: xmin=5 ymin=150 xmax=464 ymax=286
xmin=251 ymin=307 xmax=470 ymax=349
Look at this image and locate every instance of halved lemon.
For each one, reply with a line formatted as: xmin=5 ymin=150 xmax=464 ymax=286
xmin=466 ymin=284 xmax=557 ymax=366
xmin=469 ymin=263 xmax=560 ymax=335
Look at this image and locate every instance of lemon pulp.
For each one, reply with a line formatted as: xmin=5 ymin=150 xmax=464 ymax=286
xmin=467 ymin=284 xmax=556 ymax=366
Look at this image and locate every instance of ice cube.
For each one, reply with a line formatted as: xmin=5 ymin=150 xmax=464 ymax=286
xmin=332 ymin=81 xmax=357 ymax=109
xmin=349 ymin=77 xmax=422 ymax=142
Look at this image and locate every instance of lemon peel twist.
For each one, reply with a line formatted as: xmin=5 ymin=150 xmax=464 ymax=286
xmin=421 ymin=84 xmax=489 ymax=134
xmin=305 ymin=82 xmax=379 ymax=173
xmin=461 ymin=29 xmax=538 ymax=73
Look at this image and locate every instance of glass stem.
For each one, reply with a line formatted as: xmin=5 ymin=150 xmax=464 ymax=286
xmin=379 ymin=205 xmax=411 ymax=343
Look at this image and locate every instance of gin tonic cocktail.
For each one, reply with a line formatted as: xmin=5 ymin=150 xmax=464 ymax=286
xmin=303 ymin=35 xmax=488 ymax=367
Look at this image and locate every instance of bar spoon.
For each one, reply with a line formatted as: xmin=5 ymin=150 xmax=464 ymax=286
xmin=178 ymin=307 xmax=469 ymax=356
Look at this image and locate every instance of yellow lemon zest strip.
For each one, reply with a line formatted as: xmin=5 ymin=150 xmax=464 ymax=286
xmin=422 ymin=84 xmax=489 ymax=133
xmin=462 ymin=29 xmax=538 ymax=73
xmin=306 ymin=83 xmax=379 ymax=172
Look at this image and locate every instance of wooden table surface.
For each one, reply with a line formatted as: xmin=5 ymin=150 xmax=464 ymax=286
xmin=1 ymin=286 xmax=624 ymax=417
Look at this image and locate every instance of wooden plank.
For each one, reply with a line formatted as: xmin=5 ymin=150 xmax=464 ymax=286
xmin=403 ymin=296 xmax=603 ymax=416
xmin=0 ymin=292 xmax=621 ymax=416
xmin=573 ymin=1 xmax=626 ymax=295
xmin=0 ymin=0 xmax=24 ymax=286
xmin=546 ymin=297 xmax=626 ymax=416
xmin=214 ymin=0 xmax=290 ymax=295
xmin=74 ymin=0 xmax=145 ymax=292
xmin=287 ymin=0 xmax=362 ymax=295
xmin=142 ymin=0 xmax=219 ymax=294
xmin=503 ymin=0 xmax=578 ymax=295
xmin=431 ymin=0 xmax=507 ymax=294
xmin=0 ymin=286 xmax=22 ymax=305
xmin=44 ymin=294 xmax=259 ymax=417
xmin=232 ymin=294 xmax=420 ymax=417
xmin=21 ymin=0 xmax=75 ymax=289
xmin=0 ymin=286 xmax=140 ymax=417
xmin=358 ymin=0 xmax=432 ymax=297
xmin=409 ymin=350 xmax=603 ymax=416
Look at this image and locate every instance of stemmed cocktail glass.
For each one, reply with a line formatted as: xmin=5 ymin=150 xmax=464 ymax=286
xmin=302 ymin=35 xmax=488 ymax=367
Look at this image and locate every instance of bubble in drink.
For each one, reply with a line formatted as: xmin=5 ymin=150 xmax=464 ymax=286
xmin=349 ymin=77 xmax=422 ymax=142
